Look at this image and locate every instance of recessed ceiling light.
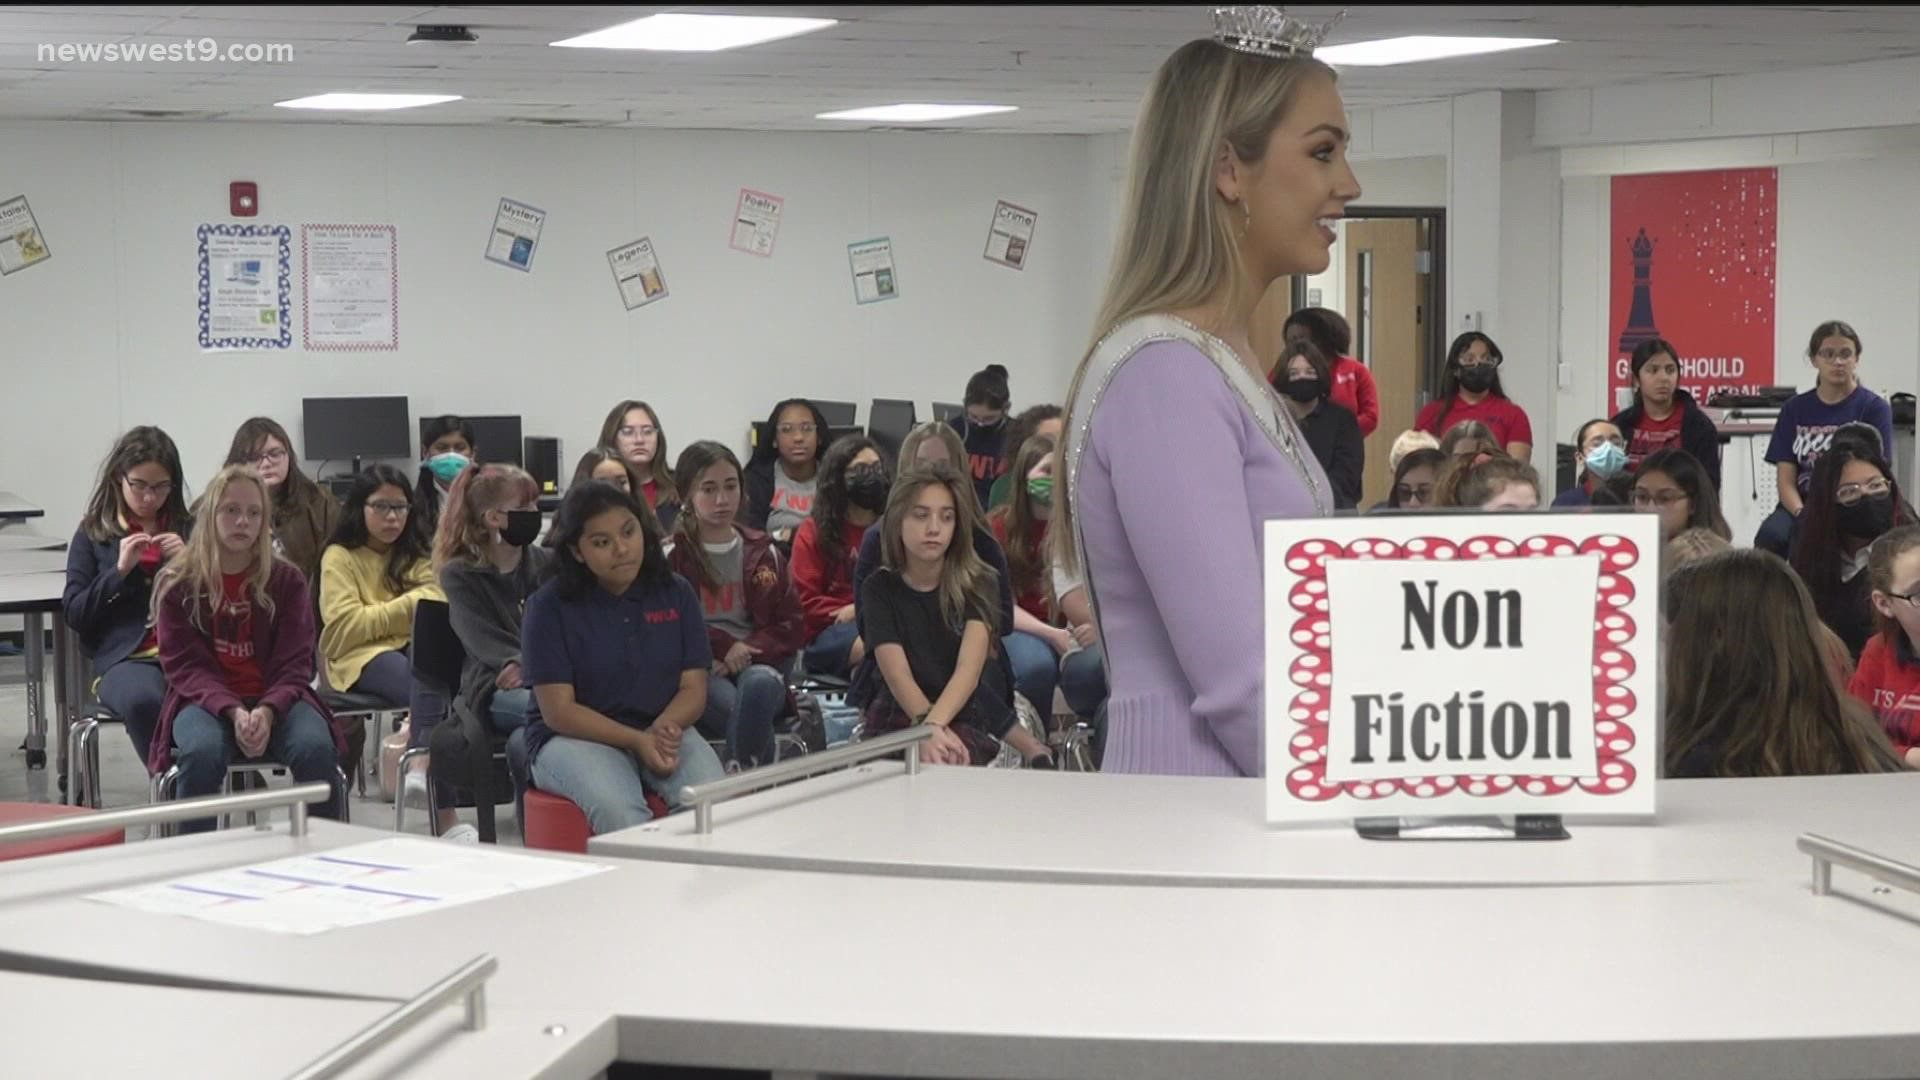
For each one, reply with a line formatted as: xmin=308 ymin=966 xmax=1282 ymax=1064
xmin=816 ymin=103 xmax=1019 ymax=123
xmin=274 ymin=93 xmax=462 ymax=111
xmin=551 ymin=13 xmax=837 ymax=52
xmin=1315 ymin=36 xmax=1558 ymax=66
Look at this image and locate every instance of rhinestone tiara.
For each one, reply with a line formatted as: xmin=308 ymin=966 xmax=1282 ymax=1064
xmin=1211 ymin=6 xmax=1346 ymax=59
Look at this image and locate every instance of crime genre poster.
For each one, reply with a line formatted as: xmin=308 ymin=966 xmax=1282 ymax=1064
xmin=1608 ymin=168 xmax=1777 ymax=408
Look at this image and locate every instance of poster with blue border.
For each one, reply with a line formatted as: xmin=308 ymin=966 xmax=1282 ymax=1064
xmin=198 ymin=223 xmax=292 ymax=351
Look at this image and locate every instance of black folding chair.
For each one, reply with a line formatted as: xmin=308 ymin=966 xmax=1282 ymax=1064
xmin=405 ymin=599 xmax=514 ymax=842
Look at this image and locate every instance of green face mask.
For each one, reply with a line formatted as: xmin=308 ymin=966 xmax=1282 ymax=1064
xmin=1026 ymin=475 xmax=1054 ymax=507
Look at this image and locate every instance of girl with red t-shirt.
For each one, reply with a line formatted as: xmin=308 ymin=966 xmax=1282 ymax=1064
xmin=1415 ymin=332 xmax=1534 ymax=459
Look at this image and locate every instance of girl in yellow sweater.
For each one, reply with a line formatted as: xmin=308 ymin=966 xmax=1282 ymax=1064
xmin=318 ymin=465 xmax=450 ymax=823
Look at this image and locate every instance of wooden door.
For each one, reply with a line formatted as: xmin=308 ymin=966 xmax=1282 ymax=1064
xmin=1344 ymin=219 xmax=1421 ymax=506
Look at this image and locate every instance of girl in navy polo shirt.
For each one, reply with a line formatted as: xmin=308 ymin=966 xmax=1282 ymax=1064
xmin=520 ymin=481 xmax=724 ymax=834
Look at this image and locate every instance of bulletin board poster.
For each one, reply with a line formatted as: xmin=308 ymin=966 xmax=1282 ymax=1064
xmin=485 ymin=197 xmax=545 ymax=272
xmin=198 ymin=223 xmax=292 ymax=351
xmin=1263 ymin=513 xmax=1661 ymax=826
xmin=982 ymin=199 xmax=1037 ymax=270
xmin=1608 ymin=168 xmax=1777 ymax=409
xmin=607 ymin=236 xmax=668 ymax=310
xmin=0 ymin=194 xmax=51 ymax=274
xmin=848 ymin=236 xmax=899 ymax=304
xmin=301 ymin=224 xmax=398 ymax=351
xmin=730 ymin=188 xmax=784 ymax=257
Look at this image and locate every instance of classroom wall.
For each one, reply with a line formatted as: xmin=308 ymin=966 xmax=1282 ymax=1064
xmin=0 ymin=121 xmax=1102 ymax=532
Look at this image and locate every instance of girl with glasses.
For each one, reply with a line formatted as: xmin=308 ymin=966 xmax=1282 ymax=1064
xmin=597 ymin=399 xmax=680 ymax=531
xmin=1849 ymin=525 xmax=1920 ymax=768
xmin=216 ymin=416 xmax=340 ymax=590
xmin=1755 ymin=320 xmax=1893 ymax=558
xmin=1629 ymin=449 xmax=1730 ymax=542
xmin=1415 ymin=332 xmax=1534 ymax=461
xmin=743 ymin=398 xmax=832 ymax=545
xmin=63 ymin=426 xmax=193 ymax=763
xmin=1553 ymin=418 xmax=1632 ymax=509
xmin=1790 ymin=440 xmax=1913 ymax=658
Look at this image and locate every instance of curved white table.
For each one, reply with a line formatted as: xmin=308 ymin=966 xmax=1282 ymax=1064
xmin=1 ymin=820 xmax=1918 ymax=1078
xmin=587 ymin=764 xmax=1920 ymax=888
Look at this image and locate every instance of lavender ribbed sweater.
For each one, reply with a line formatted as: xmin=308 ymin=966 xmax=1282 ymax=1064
xmin=1078 ymin=340 xmax=1329 ymax=777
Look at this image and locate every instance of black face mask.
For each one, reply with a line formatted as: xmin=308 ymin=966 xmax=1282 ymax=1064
xmin=1458 ymin=366 xmax=1497 ymax=394
xmin=846 ymin=466 xmax=891 ymax=512
xmin=500 ymin=509 xmax=542 ymax=548
xmin=1837 ymin=492 xmax=1895 ymax=541
xmin=1282 ymin=377 xmax=1324 ymax=404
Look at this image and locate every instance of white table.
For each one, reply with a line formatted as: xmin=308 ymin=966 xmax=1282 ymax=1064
xmin=1 ymin=820 xmax=1918 ymax=1078
xmin=0 ymin=489 xmax=44 ymax=523
xmin=589 ymin=764 xmax=1920 ymax=888
xmin=0 ymin=968 xmax=612 ymax=1079
xmin=0 ymin=565 xmax=82 ymax=781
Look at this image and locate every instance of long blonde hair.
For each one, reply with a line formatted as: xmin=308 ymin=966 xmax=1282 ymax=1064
xmin=898 ymin=422 xmax=977 ymax=516
xmin=881 ymin=463 xmax=1000 ymax=635
xmin=1053 ymin=39 xmax=1336 ymax=576
xmin=152 ymin=465 xmax=277 ymax=631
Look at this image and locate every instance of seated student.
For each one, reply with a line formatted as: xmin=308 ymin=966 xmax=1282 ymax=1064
xmin=987 ymin=404 xmax=1064 ymax=510
xmin=63 ymin=426 xmax=192 ymax=762
xmin=1273 ymin=340 xmax=1364 ymax=509
xmin=316 ymin=465 xmax=446 ymax=800
xmin=670 ymin=441 xmax=805 ymax=768
xmin=1282 ymin=306 xmax=1380 ymax=436
xmin=1665 ymin=548 xmax=1901 ymax=778
xmin=1433 ymin=453 xmax=1541 ymax=510
xmin=1388 ymin=429 xmax=1439 ymax=473
xmin=1630 ymin=449 xmax=1732 ymax=542
xmin=544 ymin=448 xmax=657 ymax=550
xmin=1790 ymin=440 xmax=1913 ymax=658
xmin=1663 ymin=527 xmax=1733 ymax=580
xmin=521 ymin=481 xmax=725 ymax=833
xmin=948 ymin=364 xmax=1013 ymax=511
xmin=1613 ymin=339 xmax=1722 ymax=489
xmin=1375 ymin=447 xmax=1446 ymax=512
xmin=791 ymin=435 xmax=887 ymax=678
xmin=743 ymin=398 xmax=830 ymax=545
xmin=415 ymin=415 xmax=476 ymax=538
xmin=150 ymin=466 xmax=343 ymax=833
xmin=1414 ymin=332 xmax=1534 ymax=459
xmin=215 ymin=417 xmax=339 ymax=592
xmin=1757 ymin=320 xmax=1893 ymax=558
xmin=1849 ymin=526 xmax=1920 ymax=768
xmin=1437 ymin=420 xmax=1499 ymax=461
xmin=859 ymin=462 xmax=1034 ymax=767
xmin=1553 ymin=419 xmax=1631 ymax=508
xmin=598 ymin=399 xmax=681 ymax=531
xmin=988 ymin=432 xmax=1076 ymax=764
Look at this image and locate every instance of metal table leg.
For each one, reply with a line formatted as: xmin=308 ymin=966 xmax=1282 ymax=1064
xmin=21 ymin=611 xmax=46 ymax=769
xmin=53 ymin=615 xmax=82 ymax=801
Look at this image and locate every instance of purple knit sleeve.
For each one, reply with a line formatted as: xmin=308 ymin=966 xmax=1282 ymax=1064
xmin=1091 ymin=341 xmax=1267 ymax=774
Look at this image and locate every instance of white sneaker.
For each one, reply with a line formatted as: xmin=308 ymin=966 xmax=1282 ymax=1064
xmin=441 ymin=823 xmax=480 ymax=844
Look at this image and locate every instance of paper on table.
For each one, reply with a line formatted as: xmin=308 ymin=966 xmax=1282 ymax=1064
xmin=87 ymin=837 xmax=611 ymax=935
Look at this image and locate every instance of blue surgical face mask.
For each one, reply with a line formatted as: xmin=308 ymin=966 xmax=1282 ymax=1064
xmin=1584 ymin=442 xmax=1628 ymax=480
xmin=427 ymin=452 xmax=471 ymax=484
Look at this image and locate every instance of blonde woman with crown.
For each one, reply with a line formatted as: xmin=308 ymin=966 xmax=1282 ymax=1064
xmin=1053 ymin=7 xmax=1361 ymax=777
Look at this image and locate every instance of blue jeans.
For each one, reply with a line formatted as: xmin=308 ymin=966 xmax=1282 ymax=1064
xmin=172 ymin=700 xmax=340 ymax=834
xmin=1059 ymin=645 xmax=1108 ymax=720
xmin=97 ymin=658 xmax=166 ymax=766
xmin=489 ymin=687 xmax=532 ymax=734
xmin=1004 ymin=631 xmax=1059 ymax=714
xmin=804 ymin=621 xmax=860 ymax=678
xmin=530 ymin=731 xmax=725 ymax=835
xmin=698 ymin=664 xmax=787 ymax=767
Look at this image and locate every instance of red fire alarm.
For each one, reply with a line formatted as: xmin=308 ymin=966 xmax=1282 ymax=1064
xmin=230 ymin=181 xmax=258 ymax=217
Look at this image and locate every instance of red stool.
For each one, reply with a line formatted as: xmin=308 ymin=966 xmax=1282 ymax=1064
xmin=0 ymin=802 xmax=125 ymax=863
xmin=521 ymin=787 xmax=667 ymax=853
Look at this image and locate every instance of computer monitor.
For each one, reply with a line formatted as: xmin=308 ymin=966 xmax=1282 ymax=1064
xmin=867 ymin=398 xmax=917 ymax=459
xmin=931 ymin=402 xmax=963 ymax=424
xmin=302 ymin=396 xmax=412 ymax=465
xmin=465 ymin=415 xmax=524 ymax=468
xmin=823 ymin=425 xmax=866 ymax=453
xmin=815 ymin=400 xmax=857 ymax=426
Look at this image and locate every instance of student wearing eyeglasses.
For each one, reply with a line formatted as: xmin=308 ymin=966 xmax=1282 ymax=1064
xmin=744 ymin=398 xmax=832 ymax=546
xmin=597 ymin=400 xmax=681 ymax=532
xmin=1848 ymin=525 xmax=1920 ymax=769
xmin=1789 ymin=436 xmax=1913 ymax=658
xmin=1755 ymin=321 xmax=1893 ymax=558
xmin=1414 ymin=333 xmax=1533 ymax=460
xmin=214 ymin=417 xmax=341 ymax=593
xmin=317 ymin=465 xmax=446 ymax=772
xmin=1629 ymin=449 xmax=1730 ymax=542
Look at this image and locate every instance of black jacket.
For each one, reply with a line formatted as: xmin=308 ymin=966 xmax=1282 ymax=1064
xmin=1295 ymin=400 xmax=1365 ymax=510
xmin=62 ymin=517 xmax=193 ymax=675
xmin=1613 ymin=389 xmax=1722 ymax=493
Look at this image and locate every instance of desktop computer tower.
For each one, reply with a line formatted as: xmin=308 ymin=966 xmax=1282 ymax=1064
xmin=525 ymin=436 xmax=563 ymax=497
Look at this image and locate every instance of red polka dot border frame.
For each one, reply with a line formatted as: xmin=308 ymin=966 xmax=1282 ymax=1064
xmin=1280 ymin=534 xmax=1641 ymax=804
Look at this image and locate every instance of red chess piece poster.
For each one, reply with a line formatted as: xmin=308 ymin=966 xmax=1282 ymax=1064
xmin=1607 ymin=168 xmax=1778 ymax=408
